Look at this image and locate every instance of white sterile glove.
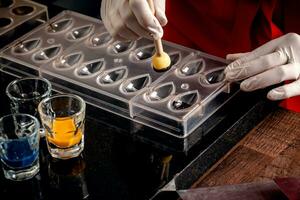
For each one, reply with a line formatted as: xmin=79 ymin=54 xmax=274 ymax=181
xmin=101 ymin=0 xmax=167 ymax=41
xmin=225 ymin=33 xmax=300 ymax=101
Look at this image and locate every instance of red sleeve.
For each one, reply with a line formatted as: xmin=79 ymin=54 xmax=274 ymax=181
xmin=163 ymin=0 xmax=300 ymax=113
xmin=163 ymin=0 xmax=283 ymax=58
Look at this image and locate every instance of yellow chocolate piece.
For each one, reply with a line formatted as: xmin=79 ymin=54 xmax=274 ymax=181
xmin=47 ymin=117 xmax=83 ymax=148
xmin=152 ymin=52 xmax=171 ymax=71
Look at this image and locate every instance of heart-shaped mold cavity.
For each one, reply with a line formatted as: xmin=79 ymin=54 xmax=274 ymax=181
xmin=90 ymin=32 xmax=112 ymax=47
xmin=98 ymin=67 xmax=127 ymax=85
xmin=135 ymin=45 xmax=155 ymax=60
xmin=112 ymin=41 xmax=134 ymax=54
xmin=0 ymin=18 xmax=12 ymax=28
xmin=204 ymin=69 xmax=225 ymax=84
xmin=122 ymin=74 xmax=151 ymax=93
xmin=147 ymin=82 xmax=175 ymax=102
xmin=67 ymin=25 xmax=93 ymax=40
xmin=48 ymin=18 xmax=73 ymax=33
xmin=77 ymin=59 xmax=104 ymax=77
xmin=12 ymin=6 xmax=34 ymax=15
xmin=13 ymin=39 xmax=41 ymax=54
xmin=33 ymin=45 xmax=61 ymax=62
xmin=180 ymin=59 xmax=205 ymax=76
xmin=0 ymin=0 xmax=13 ymax=8
xmin=54 ymin=52 xmax=83 ymax=69
xmin=171 ymin=91 xmax=199 ymax=111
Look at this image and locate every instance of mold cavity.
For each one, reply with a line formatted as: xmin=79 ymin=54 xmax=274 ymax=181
xmin=55 ymin=53 xmax=82 ymax=69
xmin=13 ymin=39 xmax=41 ymax=54
xmin=180 ymin=59 xmax=205 ymax=76
xmin=67 ymin=25 xmax=93 ymax=40
xmin=33 ymin=45 xmax=61 ymax=62
xmin=135 ymin=46 xmax=155 ymax=60
xmin=0 ymin=18 xmax=12 ymax=28
xmin=171 ymin=91 xmax=199 ymax=111
xmin=170 ymin=52 xmax=180 ymax=66
xmin=98 ymin=67 xmax=127 ymax=85
xmin=147 ymin=82 xmax=175 ymax=102
xmin=0 ymin=0 xmax=13 ymax=8
xmin=90 ymin=32 xmax=112 ymax=47
xmin=112 ymin=41 xmax=134 ymax=54
xmin=122 ymin=74 xmax=151 ymax=93
xmin=77 ymin=59 xmax=104 ymax=76
xmin=48 ymin=18 xmax=73 ymax=33
xmin=12 ymin=6 xmax=34 ymax=15
xmin=204 ymin=69 xmax=225 ymax=84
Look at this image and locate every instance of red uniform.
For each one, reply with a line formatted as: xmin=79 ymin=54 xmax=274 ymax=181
xmin=163 ymin=0 xmax=300 ymax=112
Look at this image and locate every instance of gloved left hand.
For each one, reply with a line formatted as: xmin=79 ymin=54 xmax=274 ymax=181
xmin=225 ymin=33 xmax=300 ymax=101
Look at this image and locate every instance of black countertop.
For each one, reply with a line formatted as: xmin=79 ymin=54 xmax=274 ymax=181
xmin=0 ymin=65 xmax=277 ymax=200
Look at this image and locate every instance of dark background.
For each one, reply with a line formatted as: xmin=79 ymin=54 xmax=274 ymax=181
xmin=34 ymin=0 xmax=102 ymax=18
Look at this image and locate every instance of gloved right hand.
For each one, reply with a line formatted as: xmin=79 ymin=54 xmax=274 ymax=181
xmin=100 ymin=0 xmax=167 ymax=41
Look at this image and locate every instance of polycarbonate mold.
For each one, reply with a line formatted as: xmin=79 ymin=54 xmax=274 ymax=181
xmin=53 ymin=52 xmax=83 ymax=70
xmin=130 ymin=53 xmax=233 ymax=136
xmin=144 ymin=82 xmax=175 ymax=103
xmin=0 ymin=17 xmax=12 ymax=28
xmin=47 ymin=18 xmax=73 ymax=33
xmin=179 ymin=59 xmax=205 ymax=77
xmin=12 ymin=38 xmax=41 ymax=54
xmin=67 ymin=24 xmax=94 ymax=41
xmin=132 ymin=45 xmax=155 ymax=61
xmin=121 ymin=74 xmax=151 ymax=94
xmin=202 ymin=68 xmax=225 ymax=85
xmin=110 ymin=41 xmax=135 ymax=54
xmin=11 ymin=5 xmax=35 ymax=16
xmin=97 ymin=66 xmax=128 ymax=86
xmin=170 ymin=91 xmax=199 ymax=111
xmin=32 ymin=45 xmax=62 ymax=62
xmin=1 ymin=10 xmax=236 ymax=138
xmin=76 ymin=59 xmax=105 ymax=77
xmin=89 ymin=32 xmax=112 ymax=47
xmin=169 ymin=52 xmax=181 ymax=66
xmin=0 ymin=0 xmax=48 ymax=48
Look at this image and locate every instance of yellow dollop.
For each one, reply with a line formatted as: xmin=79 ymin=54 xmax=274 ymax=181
xmin=47 ymin=117 xmax=83 ymax=148
xmin=152 ymin=52 xmax=171 ymax=71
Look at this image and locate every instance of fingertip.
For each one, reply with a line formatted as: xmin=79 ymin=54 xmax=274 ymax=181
xmin=147 ymin=25 xmax=163 ymax=39
xmin=267 ymin=88 xmax=286 ymax=101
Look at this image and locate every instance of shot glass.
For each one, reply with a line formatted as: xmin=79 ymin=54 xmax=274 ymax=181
xmin=0 ymin=114 xmax=40 ymax=181
xmin=38 ymin=94 xmax=86 ymax=159
xmin=6 ymin=77 xmax=52 ymax=137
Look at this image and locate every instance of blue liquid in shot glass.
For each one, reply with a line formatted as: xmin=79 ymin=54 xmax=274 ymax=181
xmin=0 ymin=140 xmax=38 ymax=169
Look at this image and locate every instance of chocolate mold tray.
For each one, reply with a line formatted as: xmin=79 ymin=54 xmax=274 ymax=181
xmin=41 ymin=36 xmax=194 ymax=117
xmin=0 ymin=0 xmax=48 ymax=48
xmin=0 ymin=10 xmax=238 ymax=137
xmin=130 ymin=53 xmax=232 ymax=135
xmin=0 ymin=10 xmax=101 ymax=75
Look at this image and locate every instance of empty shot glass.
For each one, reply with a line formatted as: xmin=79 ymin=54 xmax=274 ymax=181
xmin=38 ymin=94 xmax=86 ymax=159
xmin=0 ymin=114 xmax=40 ymax=181
xmin=6 ymin=77 xmax=52 ymax=137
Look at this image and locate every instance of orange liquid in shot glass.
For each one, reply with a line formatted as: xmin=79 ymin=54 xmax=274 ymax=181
xmin=47 ymin=117 xmax=83 ymax=148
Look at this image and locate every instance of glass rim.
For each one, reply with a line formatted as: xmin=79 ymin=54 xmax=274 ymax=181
xmin=6 ymin=77 xmax=52 ymax=102
xmin=38 ymin=94 xmax=86 ymax=118
xmin=0 ymin=113 xmax=40 ymax=141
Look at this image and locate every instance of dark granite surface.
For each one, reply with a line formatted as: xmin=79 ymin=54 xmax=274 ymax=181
xmin=0 ymin=67 xmax=277 ymax=200
xmin=0 ymin=70 xmax=187 ymax=200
